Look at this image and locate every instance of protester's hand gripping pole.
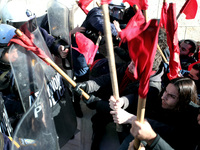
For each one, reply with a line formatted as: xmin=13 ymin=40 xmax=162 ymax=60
xmin=131 ymin=97 xmax=146 ymax=150
xmin=101 ymin=3 xmax=123 ymax=132
xmin=15 ymin=29 xmax=90 ymax=100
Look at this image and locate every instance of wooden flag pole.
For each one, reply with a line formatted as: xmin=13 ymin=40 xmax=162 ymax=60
xmin=157 ymin=45 xmax=169 ymax=64
xmin=131 ymin=6 xmax=148 ymax=150
xmin=101 ymin=3 xmax=123 ymax=132
xmin=132 ymin=97 xmax=146 ymax=150
xmin=130 ymin=3 xmax=168 ymax=149
xmin=15 ymin=29 xmax=90 ymax=100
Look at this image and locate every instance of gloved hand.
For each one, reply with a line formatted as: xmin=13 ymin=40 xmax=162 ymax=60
xmin=82 ymin=95 xmax=101 ymax=110
xmin=74 ymin=82 xmax=89 ymax=96
xmin=83 ymin=95 xmax=101 ymax=105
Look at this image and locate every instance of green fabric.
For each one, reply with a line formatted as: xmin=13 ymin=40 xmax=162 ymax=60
xmin=0 ymin=70 xmax=10 ymax=90
xmin=0 ymin=132 xmax=4 ymax=150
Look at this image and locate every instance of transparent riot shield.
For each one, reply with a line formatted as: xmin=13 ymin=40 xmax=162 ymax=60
xmin=11 ymin=64 xmax=59 ymax=150
xmin=47 ymin=0 xmax=74 ymax=72
xmin=47 ymin=0 xmax=75 ymax=110
xmin=47 ymin=0 xmax=70 ymax=45
xmin=0 ymin=94 xmax=13 ymax=137
xmin=9 ymin=18 xmax=77 ymax=147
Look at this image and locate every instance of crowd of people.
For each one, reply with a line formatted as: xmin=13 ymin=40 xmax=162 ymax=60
xmin=0 ymin=0 xmax=200 ymax=150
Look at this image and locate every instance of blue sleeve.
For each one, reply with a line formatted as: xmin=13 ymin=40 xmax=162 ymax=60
xmin=39 ymin=27 xmax=59 ymax=56
xmin=82 ymin=7 xmax=117 ymax=36
xmin=180 ymin=69 xmax=189 ymax=77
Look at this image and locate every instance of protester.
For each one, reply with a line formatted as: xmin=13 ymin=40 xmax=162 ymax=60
xmin=74 ymin=49 xmax=164 ymax=149
xmin=163 ymin=39 xmax=197 ymax=70
xmin=180 ymin=63 xmax=200 ymax=102
xmin=110 ymin=77 xmax=200 ymax=150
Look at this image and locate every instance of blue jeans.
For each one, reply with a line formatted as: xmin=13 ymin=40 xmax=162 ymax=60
xmin=118 ymin=134 xmax=134 ymax=150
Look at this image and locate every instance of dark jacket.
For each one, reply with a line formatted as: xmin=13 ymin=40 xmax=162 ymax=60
xmin=86 ymin=61 xmax=164 ymax=100
xmin=124 ymin=93 xmax=200 ymax=150
xmin=145 ymin=134 xmax=174 ymax=150
xmin=81 ymin=7 xmax=118 ymax=37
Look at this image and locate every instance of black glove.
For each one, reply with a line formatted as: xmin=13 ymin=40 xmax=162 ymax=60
xmin=83 ymin=95 xmax=101 ymax=104
xmin=74 ymin=82 xmax=88 ymax=96
xmin=83 ymin=95 xmax=101 ymax=110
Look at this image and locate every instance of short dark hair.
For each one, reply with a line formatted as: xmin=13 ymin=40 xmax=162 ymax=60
xmin=184 ymin=39 xmax=197 ymax=54
xmin=192 ymin=63 xmax=200 ymax=79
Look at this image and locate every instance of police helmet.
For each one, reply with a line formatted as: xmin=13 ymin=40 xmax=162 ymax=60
xmin=108 ymin=0 xmax=126 ymax=21
xmin=1 ymin=1 xmax=33 ymax=28
xmin=0 ymin=24 xmax=16 ymax=47
xmin=0 ymin=24 xmax=16 ymax=61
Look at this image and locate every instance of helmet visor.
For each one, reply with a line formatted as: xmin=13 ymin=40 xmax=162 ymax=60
xmin=109 ymin=4 xmax=125 ymax=21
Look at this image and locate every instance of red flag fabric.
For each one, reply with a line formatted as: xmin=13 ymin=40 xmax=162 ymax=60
xmin=123 ymin=0 xmax=148 ymax=10
xmin=101 ymin=0 xmax=112 ymax=5
xmin=78 ymin=0 xmax=93 ymax=14
xmin=188 ymin=61 xmax=200 ymax=71
xmin=159 ymin=2 xmax=168 ymax=29
xmin=179 ymin=0 xmax=198 ymax=19
xmin=166 ymin=3 xmax=181 ymax=80
xmin=9 ymin=28 xmax=49 ymax=65
xmin=119 ymin=9 xmax=159 ymax=98
xmin=119 ymin=10 xmax=146 ymax=43
xmin=73 ymin=32 xmax=98 ymax=65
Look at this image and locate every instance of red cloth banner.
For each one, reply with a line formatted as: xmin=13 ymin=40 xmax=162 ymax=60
xmin=179 ymin=0 xmax=198 ymax=19
xmin=119 ymin=9 xmax=159 ymax=98
xmin=9 ymin=28 xmax=49 ymax=65
xmin=73 ymin=32 xmax=98 ymax=65
xmin=166 ymin=3 xmax=181 ymax=80
xmin=160 ymin=2 xmax=168 ymax=28
xmin=78 ymin=0 xmax=93 ymax=14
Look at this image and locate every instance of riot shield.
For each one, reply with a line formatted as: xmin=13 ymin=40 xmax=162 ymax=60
xmin=0 ymin=94 xmax=13 ymax=137
xmin=9 ymin=18 xmax=77 ymax=147
xmin=11 ymin=64 xmax=59 ymax=150
xmin=47 ymin=0 xmax=73 ymax=71
xmin=47 ymin=0 xmax=70 ymax=45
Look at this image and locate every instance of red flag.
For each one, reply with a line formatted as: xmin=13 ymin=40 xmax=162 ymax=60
xmin=159 ymin=2 xmax=168 ymax=29
xmin=101 ymin=0 xmax=112 ymax=5
xmin=73 ymin=32 xmax=98 ymax=65
xmin=119 ymin=10 xmax=146 ymax=43
xmin=123 ymin=0 xmax=148 ymax=10
xmin=9 ymin=27 xmax=49 ymax=65
xmin=166 ymin=3 xmax=181 ymax=80
xmin=179 ymin=0 xmax=198 ymax=19
xmin=188 ymin=61 xmax=200 ymax=71
xmin=119 ymin=9 xmax=159 ymax=98
xmin=78 ymin=0 xmax=93 ymax=14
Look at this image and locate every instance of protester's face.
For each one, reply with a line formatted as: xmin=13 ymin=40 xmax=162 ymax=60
xmin=189 ymin=68 xmax=199 ymax=81
xmin=128 ymin=61 xmax=135 ymax=74
xmin=179 ymin=41 xmax=192 ymax=56
xmin=161 ymin=83 xmax=179 ymax=109
xmin=2 ymin=48 xmax=18 ymax=62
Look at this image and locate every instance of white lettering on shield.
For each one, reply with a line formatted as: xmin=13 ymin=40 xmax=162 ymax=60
xmin=28 ymin=73 xmax=65 ymax=109
xmin=47 ymin=73 xmax=65 ymax=107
